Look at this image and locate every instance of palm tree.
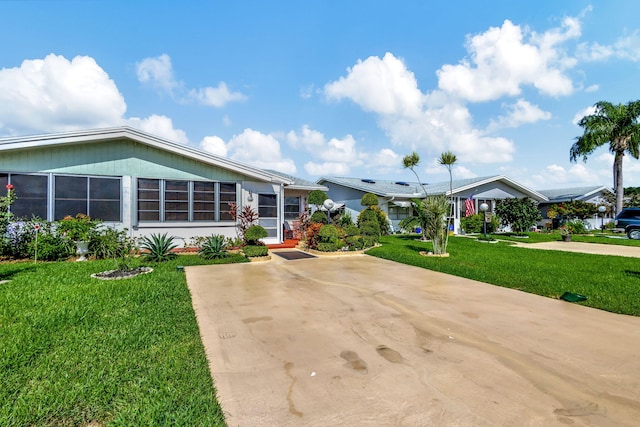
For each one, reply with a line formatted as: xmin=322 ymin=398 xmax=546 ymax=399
xmin=438 ymin=151 xmax=457 ymax=251
xmin=570 ymin=100 xmax=640 ymax=214
xmin=402 ymin=151 xmax=428 ymax=196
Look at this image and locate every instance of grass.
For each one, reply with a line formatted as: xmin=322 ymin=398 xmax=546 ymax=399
xmin=367 ymin=235 xmax=640 ymax=316
xmin=0 ymin=254 xmax=247 ymax=426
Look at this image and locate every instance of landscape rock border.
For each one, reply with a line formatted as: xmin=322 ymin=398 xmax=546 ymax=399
xmin=91 ymin=267 xmax=153 ymax=280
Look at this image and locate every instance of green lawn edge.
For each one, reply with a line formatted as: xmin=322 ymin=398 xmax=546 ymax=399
xmin=367 ymin=235 xmax=640 ymax=316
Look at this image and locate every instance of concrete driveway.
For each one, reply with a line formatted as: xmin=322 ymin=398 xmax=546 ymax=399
xmin=187 ymin=252 xmax=640 ymax=426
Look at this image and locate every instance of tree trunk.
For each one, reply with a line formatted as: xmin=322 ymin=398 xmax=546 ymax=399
xmin=614 ymin=151 xmax=625 ymax=215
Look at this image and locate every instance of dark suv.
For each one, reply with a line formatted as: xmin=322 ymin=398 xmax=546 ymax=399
xmin=614 ymin=207 xmax=640 ymax=239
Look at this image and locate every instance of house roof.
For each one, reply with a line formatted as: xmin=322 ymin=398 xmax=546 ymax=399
xmin=0 ymin=126 xmax=293 ymax=185
xmin=317 ymin=175 xmax=548 ymax=201
xmin=265 ymin=170 xmax=328 ymax=191
xmin=537 ymin=186 xmax=612 ymax=203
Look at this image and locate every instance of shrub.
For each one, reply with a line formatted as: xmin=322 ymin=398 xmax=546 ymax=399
xmin=199 ymin=235 xmax=228 ymax=259
xmin=317 ymin=242 xmax=338 ymax=252
xmin=139 ymin=233 xmax=178 ymax=262
xmin=243 ymin=244 xmax=268 ymax=257
xmin=308 ymin=190 xmax=328 ymax=206
xmin=357 ymin=208 xmax=381 ymax=243
xmin=319 ymin=224 xmax=340 ymax=239
xmin=461 ymin=213 xmax=498 ymax=234
xmin=309 ymin=210 xmax=328 ymax=224
xmin=244 ymin=225 xmax=268 ymax=245
xmin=360 ymin=193 xmax=379 ymax=207
xmin=337 ymin=212 xmax=353 ymax=228
xmin=304 ymin=222 xmax=323 ymax=250
xmin=28 ymin=222 xmax=72 ymax=261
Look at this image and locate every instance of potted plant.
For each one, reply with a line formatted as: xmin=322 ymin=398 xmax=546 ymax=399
xmin=57 ymin=213 xmax=97 ymax=260
xmin=559 ymin=225 xmax=572 ymax=242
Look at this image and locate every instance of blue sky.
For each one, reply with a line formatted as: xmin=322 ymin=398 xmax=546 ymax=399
xmin=1 ymin=1 xmax=640 ymax=189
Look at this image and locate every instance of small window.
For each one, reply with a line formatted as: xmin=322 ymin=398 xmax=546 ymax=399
xmin=219 ymin=183 xmax=237 ymax=221
xmin=138 ymin=178 xmax=160 ymax=221
xmin=164 ymin=180 xmax=189 ymax=221
xmin=284 ymin=196 xmax=300 ymax=220
xmin=193 ymin=181 xmax=215 ymax=221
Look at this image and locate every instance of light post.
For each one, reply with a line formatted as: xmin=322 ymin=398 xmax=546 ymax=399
xmin=598 ymin=205 xmax=606 ymax=232
xmin=479 ymin=203 xmax=489 ymax=240
xmin=323 ymin=199 xmax=334 ymax=223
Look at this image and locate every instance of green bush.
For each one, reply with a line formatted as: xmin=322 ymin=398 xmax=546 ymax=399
xmin=319 ymin=224 xmax=339 ymax=239
xmin=461 ymin=213 xmax=498 ymax=234
xmin=243 ymin=244 xmax=268 ymax=257
xmin=309 ymin=210 xmax=328 ymax=224
xmin=360 ymin=192 xmax=379 ymax=207
xmin=244 ymin=225 xmax=268 ymax=245
xmin=337 ymin=212 xmax=353 ymax=227
xmin=308 ymin=190 xmax=328 ymax=206
xmin=317 ymin=242 xmax=338 ymax=252
xmin=344 ymin=225 xmax=360 ymax=236
xmin=139 ymin=233 xmax=178 ymax=262
xmin=29 ymin=228 xmax=72 ymax=261
xmin=346 ymin=235 xmax=365 ymax=250
xmin=199 ymin=234 xmax=228 ymax=259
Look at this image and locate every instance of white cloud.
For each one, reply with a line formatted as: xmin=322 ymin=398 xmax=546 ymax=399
xmin=188 ymin=82 xmax=246 ymax=107
xmin=453 ymin=165 xmax=476 ymax=179
xmin=199 ymin=135 xmax=228 ymax=157
xmin=584 ymin=84 xmax=599 ymax=93
xmin=136 ymin=54 xmax=179 ymax=94
xmin=324 ymin=52 xmax=423 ymax=117
xmin=224 ymin=128 xmax=296 ymax=174
xmin=577 ymin=30 xmax=640 ymax=62
xmin=0 ymin=54 xmax=126 ymax=135
xmin=127 ymin=114 xmax=188 ymax=143
xmin=137 ymin=54 xmax=246 ymax=108
xmin=304 ymin=161 xmax=351 ymax=176
xmin=487 ymin=99 xmax=551 ymax=132
xmin=286 ymin=125 xmax=325 ymax=149
xmin=436 ymin=19 xmax=577 ymax=102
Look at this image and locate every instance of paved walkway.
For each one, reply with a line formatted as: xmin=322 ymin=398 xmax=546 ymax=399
xmin=187 ymin=251 xmax=640 ymax=426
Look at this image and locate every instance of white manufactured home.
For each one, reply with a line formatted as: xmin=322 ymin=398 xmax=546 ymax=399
xmin=0 ymin=127 xmax=326 ymax=245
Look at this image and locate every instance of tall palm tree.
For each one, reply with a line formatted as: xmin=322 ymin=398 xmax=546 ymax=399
xmin=438 ymin=151 xmax=457 ymax=251
xmin=570 ymin=100 xmax=640 ymax=214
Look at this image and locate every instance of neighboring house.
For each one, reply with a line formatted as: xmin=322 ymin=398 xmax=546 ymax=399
xmin=537 ymin=186 xmax=613 ymax=229
xmin=317 ymin=175 xmax=548 ymax=233
xmin=0 ymin=127 xmax=324 ymax=245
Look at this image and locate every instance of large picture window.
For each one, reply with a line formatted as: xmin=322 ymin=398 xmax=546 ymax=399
xmin=0 ymin=172 xmax=120 ymax=221
xmin=54 ymin=176 xmax=121 ymax=220
xmin=137 ymin=179 xmax=236 ymax=222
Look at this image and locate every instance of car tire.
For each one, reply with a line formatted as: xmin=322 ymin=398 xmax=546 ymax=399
xmin=627 ymin=229 xmax=640 ymax=240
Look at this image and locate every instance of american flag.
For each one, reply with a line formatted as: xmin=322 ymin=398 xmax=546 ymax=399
xmin=464 ymin=195 xmax=475 ymax=217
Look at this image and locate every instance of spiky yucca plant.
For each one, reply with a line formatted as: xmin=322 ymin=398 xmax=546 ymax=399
xmin=139 ymin=233 xmax=178 ymax=262
xmin=199 ymin=234 xmax=228 ymax=259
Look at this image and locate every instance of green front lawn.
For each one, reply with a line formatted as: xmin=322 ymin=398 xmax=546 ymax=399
xmin=367 ymin=235 xmax=640 ymax=316
xmin=489 ymin=231 xmax=640 ymax=246
xmin=1 ymin=255 xmax=246 ymax=426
